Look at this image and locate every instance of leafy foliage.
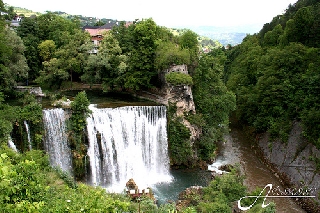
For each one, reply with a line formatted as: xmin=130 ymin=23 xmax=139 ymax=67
xmin=178 ymin=29 xmax=200 ymax=74
xmin=155 ymin=40 xmax=190 ymax=71
xmin=0 ymin=148 xmax=133 ymax=212
xmin=16 ymin=12 xmax=91 ymax=89
xmin=38 ymin=40 xmax=56 ymax=61
xmin=82 ymin=32 xmax=128 ymax=91
xmin=70 ymin=91 xmax=91 ymax=133
xmin=124 ymin=18 xmax=158 ymax=90
xmin=0 ymin=27 xmax=28 ymax=94
xmin=167 ymin=104 xmax=193 ymax=166
xmin=68 ymin=91 xmax=91 ymax=179
xmin=165 ymin=72 xmax=193 ymax=86
xmin=0 ymin=91 xmax=42 ymax=151
xmin=225 ymin=0 xmax=320 ymax=148
xmin=169 ymin=167 xmax=276 ymax=213
xmin=193 ymin=49 xmax=236 ymax=161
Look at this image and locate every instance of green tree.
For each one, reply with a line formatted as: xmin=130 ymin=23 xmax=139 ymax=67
xmin=179 ymin=30 xmax=200 ymax=74
xmin=37 ymin=12 xmax=80 ymax=48
xmin=0 ymin=149 xmax=132 ymax=212
xmin=111 ymin=21 xmax=135 ymax=55
xmin=69 ymin=91 xmax=91 ymax=179
xmin=82 ymin=32 xmax=127 ymax=90
xmin=81 ymin=54 xmax=103 ymax=87
xmin=168 ymin=117 xmax=192 ymax=166
xmin=165 ymin=72 xmax=193 ymax=86
xmin=99 ymin=32 xmax=127 ymax=91
xmin=292 ymin=6 xmax=314 ymax=44
xmin=94 ymin=20 xmax=105 ymax=26
xmin=263 ymin=24 xmax=284 ymax=47
xmin=155 ymin=41 xmax=190 ymax=71
xmin=193 ymin=49 xmax=236 ymax=160
xmin=54 ymin=30 xmax=92 ymax=88
xmin=225 ymin=5 xmax=320 ymax=147
xmin=17 ymin=13 xmax=84 ymax=83
xmin=17 ymin=17 xmax=42 ymax=80
xmin=125 ymin=18 xmax=157 ymax=90
xmin=36 ymin=30 xmax=92 ymax=89
xmin=70 ymin=91 xmax=91 ymax=134
xmin=4 ymin=6 xmax=15 ymax=20
xmin=38 ymin=40 xmax=56 ymax=61
xmin=0 ymin=27 xmax=28 ymax=93
xmin=0 ymin=93 xmax=17 ymax=142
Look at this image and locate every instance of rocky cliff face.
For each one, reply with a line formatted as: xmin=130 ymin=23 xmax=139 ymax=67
xmin=161 ymin=65 xmax=201 ymax=144
xmin=164 ymin=84 xmax=201 ymax=143
xmin=258 ymin=121 xmax=320 ymax=212
xmin=135 ymin=65 xmax=202 ymax=164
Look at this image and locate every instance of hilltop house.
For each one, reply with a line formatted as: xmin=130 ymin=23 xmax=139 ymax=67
xmin=83 ymin=21 xmax=133 ymax=54
xmin=10 ymin=15 xmax=23 ymax=27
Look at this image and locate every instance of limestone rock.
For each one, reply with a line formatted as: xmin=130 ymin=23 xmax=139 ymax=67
xmin=258 ymin=121 xmax=320 ymax=211
xmin=52 ymin=98 xmax=72 ymax=108
xmin=162 ymin=65 xmax=201 ymax=144
xmin=218 ymin=164 xmax=234 ymax=172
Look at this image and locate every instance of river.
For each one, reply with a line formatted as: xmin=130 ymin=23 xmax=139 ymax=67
xmin=223 ymin=124 xmax=305 ymax=212
xmin=41 ymin=90 xmax=306 ymax=211
xmin=151 ymin=123 xmax=305 ymax=212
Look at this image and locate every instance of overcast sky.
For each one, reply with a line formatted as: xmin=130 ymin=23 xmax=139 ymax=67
xmin=4 ymin=0 xmax=297 ymax=30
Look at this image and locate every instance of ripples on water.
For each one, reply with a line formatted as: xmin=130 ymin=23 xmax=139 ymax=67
xmin=227 ymin=128 xmax=305 ymax=213
xmin=152 ymin=169 xmax=211 ymax=205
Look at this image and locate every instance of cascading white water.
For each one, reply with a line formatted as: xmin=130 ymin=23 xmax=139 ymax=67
xmin=8 ymin=136 xmax=18 ymax=152
xmin=43 ymin=108 xmax=73 ymax=174
xmin=24 ymin=120 xmax=32 ymax=150
xmin=86 ymin=104 xmax=171 ymax=192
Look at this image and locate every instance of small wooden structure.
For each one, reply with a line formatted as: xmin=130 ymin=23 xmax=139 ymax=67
xmin=125 ymin=178 xmax=151 ymax=199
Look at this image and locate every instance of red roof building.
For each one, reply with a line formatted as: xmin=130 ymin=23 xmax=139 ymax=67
xmin=83 ymin=21 xmax=132 ymax=53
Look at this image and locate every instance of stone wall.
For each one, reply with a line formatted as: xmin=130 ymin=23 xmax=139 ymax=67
xmin=159 ymin=64 xmax=188 ymax=86
xmin=15 ymin=86 xmax=45 ymax=97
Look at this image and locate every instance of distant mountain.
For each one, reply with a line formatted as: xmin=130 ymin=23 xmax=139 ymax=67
xmin=181 ymin=25 xmax=262 ymax=46
xmin=197 ymin=32 xmax=247 ymax=46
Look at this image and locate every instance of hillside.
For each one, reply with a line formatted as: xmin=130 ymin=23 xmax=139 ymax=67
xmin=6 ymin=4 xmax=245 ymax=46
xmin=224 ymin=0 xmax=320 ymax=210
xmin=170 ymin=28 xmax=222 ymax=51
xmin=4 ymin=3 xmax=42 ymax=17
xmin=186 ymin=26 xmax=250 ymax=46
xmin=5 ymin=4 xmax=118 ymax=27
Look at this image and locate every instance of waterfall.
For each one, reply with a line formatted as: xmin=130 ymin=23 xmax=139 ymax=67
xmin=24 ymin=120 xmax=32 ymax=150
xmin=86 ymin=104 xmax=171 ymax=191
xmin=8 ymin=136 xmax=18 ymax=152
xmin=43 ymin=108 xmax=73 ymax=174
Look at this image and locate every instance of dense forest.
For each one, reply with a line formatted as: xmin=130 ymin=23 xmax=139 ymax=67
xmin=224 ymin=0 xmax=320 ymax=150
xmin=0 ymin=0 xmax=319 ymax=211
xmin=0 ymin=0 xmax=246 ymax=211
xmin=1 ymin=2 xmax=235 ymax=168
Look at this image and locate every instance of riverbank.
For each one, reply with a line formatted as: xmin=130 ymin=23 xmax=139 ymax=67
xmin=253 ymin=121 xmax=320 ymax=213
xmin=219 ymin=120 xmax=306 ymax=212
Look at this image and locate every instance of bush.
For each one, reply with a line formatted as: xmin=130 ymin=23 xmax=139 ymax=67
xmin=165 ymin=72 xmax=193 ymax=86
xmin=69 ymin=91 xmax=91 ymax=180
xmin=0 ymin=150 xmax=133 ymax=212
xmin=168 ymin=118 xmax=192 ymax=166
